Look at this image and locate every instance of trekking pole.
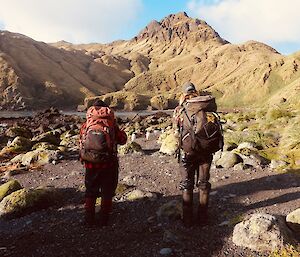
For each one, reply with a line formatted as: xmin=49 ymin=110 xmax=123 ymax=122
xmin=196 ymin=166 xmax=199 ymax=187
xmin=177 ymin=123 xmax=183 ymax=163
xmin=177 ymin=148 xmax=181 ymax=163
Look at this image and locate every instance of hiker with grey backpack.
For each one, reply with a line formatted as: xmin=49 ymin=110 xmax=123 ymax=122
xmin=174 ymin=82 xmax=224 ymax=227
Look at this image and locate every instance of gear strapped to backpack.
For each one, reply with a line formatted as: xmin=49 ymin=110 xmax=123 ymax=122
xmin=177 ymin=95 xmax=223 ymax=155
xmin=80 ymin=106 xmax=116 ymax=163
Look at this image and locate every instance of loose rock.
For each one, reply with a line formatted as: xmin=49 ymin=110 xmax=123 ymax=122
xmin=286 ymin=208 xmax=300 ymax=233
xmin=232 ymin=213 xmax=294 ymax=252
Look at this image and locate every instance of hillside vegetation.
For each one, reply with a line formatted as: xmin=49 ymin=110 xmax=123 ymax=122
xmin=0 ymin=12 xmax=300 ymax=110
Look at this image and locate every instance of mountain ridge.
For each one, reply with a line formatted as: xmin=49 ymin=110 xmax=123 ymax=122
xmin=0 ymin=13 xmax=299 ymax=110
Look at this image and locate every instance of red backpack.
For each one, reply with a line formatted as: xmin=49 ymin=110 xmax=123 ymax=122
xmin=80 ymin=106 xmax=116 ymax=163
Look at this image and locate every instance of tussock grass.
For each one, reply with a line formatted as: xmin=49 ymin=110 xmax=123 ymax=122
xmin=266 ymin=107 xmax=294 ymax=121
xmin=255 ymin=108 xmax=267 ymax=119
xmin=223 ymin=106 xmax=300 ymax=164
xmin=225 ymin=130 xmax=278 ymax=149
xmin=279 ymin=117 xmax=300 ymax=151
xmin=269 ymin=245 xmax=300 ymax=257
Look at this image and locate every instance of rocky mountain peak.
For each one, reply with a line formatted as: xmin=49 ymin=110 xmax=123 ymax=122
xmin=136 ymin=12 xmax=226 ymax=44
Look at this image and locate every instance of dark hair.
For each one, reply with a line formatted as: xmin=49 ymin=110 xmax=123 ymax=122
xmin=92 ymin=99 xmax=109 ymax=107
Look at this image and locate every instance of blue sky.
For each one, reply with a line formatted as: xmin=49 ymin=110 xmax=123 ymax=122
xmin=119 ymin=0 xmax=189 ymax=40
xmin=0 ymin=0 xmax=299 ymax=55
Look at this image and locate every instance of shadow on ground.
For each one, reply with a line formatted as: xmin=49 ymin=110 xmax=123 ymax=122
xmin=0 ymin=171 xmax=299 ymax=257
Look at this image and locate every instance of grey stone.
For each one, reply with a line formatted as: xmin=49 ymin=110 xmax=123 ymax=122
xmin=216 ymin=151 xmax=242 ymax=168
xmin=157 ymin=200 xmax=181 ymax=221
xmin=233 ymin=163 xmax=253 ymax=171
xmin=286 ymin=208 xmax=300 ymax=233
xmin=5 ymin=126 xmax=32 ymax=139
xmin=237 ymin=142 xmax=258 ymax=151
xmin=159 ymin=248 xmax=173 ymax=255
xmin=0 ymin=187 xmax=62 ymax=219
xmin=270 ymin=160 xmax=288 ymax=170
xmin=118 ymin=142 xmax=143 ymax=155
xmin=0 ymin=180 xmax=22 ymax=201
xmin=158 ymin=130 xmax=179 ymax=155
xmin=10 ymin=136 xmax=32 ymax=152
xmin=32 ymin=130 xmax=61 ymax=145
xmin=239 ymin=153 xmax=270 ymax=168
xmin=163 ymin=230 xmax=178 ymax=243
xmin=232 ymin=213 xmax=294 ymax=252
xmin=126 ymin=189 xmax=154 ymax=201
xmin=20 ymin=150 xmax=60 ymax=166
xmin=224 ymin=142 xmax=238 ymax=151
xmin=122 ymin=175 xmax=136 ymax=185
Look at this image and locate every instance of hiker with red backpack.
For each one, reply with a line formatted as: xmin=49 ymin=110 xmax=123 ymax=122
xmin=174 ymin=82 xmax=223 ymax=227
xmin=79 ymin=99 xmax=127 ymax=227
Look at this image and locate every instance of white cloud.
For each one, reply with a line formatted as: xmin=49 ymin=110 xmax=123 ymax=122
xmin=188 ymin=0 xmax=300 ymax=45
xmin=0 ymin=0 xmax=142 ymax=43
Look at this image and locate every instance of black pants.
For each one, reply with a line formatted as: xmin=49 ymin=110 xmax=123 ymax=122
xmin=179 ymin=153 xmax=213 ymax=191
xmin=85 ymin=162 xmax=119 ymax=200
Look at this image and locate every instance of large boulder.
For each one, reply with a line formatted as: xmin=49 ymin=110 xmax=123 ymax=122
xmin=0 ymin=187 xmax=61 ymax=219
xmin=125 ymin=189 xmax=155 ymax=201
xmin=216 ymin=151 xmax=242 ymax=168
xmin=118 ymin=142 xmax=143 ymax=155
xmin=32 ymin=130 xmax=61 ymax=145
xmin=0 ymin=136 xmax=33 ymax=157
xmin=60 ymin=135 xmax=79 ymax=150
xmin=239 ymin=153 xmax=270 ymax=168
xmin=10 ymin=136 xmax=33 ymax=152
xmin=156 ymin=200 xmax=182 ymax=221
xmin=158 ymin=130 xmax=179 ymax=155
xmin=237 ymin=142 xmax=258 ymax=152
xmin=286 ymin=208 xmax=300 ymax=233
xmin=232 ymin=213 xmax=294 ymax=252
xmin=11 ymin=149 xmax=60 ymax=166
xmin=5 ymin=126 xmax=32 ymax=139
xmin=0 ymin=180 xmax=22 ymax=202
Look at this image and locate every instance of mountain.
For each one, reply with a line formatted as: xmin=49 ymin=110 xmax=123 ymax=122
xmin=1 ymin=12 xmax=300 ymax=110
xmin=0 ymin=32 xmax=131 ymax=110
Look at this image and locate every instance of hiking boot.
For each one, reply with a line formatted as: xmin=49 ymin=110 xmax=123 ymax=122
xmin=197 ymin=189 xmax=209 ymax=226
xmin=84 ymin=211 xmax=95 ymax=228
xmin=183 ymin=205 xmax=193 ymax=227
xmin=97 ymin=211 xmax=110 ymax=227
xmin=97 ymin=198 xmax=112 ymax=227
xmin=197 ymin=206 xmax=208 ymax=226
xmin=182 ymin=190 xmax=193 ymax=227
xmin=84 ymin=197 xmax=96 ymax=228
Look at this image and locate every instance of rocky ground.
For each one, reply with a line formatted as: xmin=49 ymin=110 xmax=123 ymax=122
xmin=0 ymin=138 xmax=299 ymax=257
xmin=0 ymin=110 xmax=299 ymax=257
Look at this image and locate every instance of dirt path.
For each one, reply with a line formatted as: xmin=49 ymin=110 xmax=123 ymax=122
xmin=0 ymin=137 xmax=299 ymax=257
